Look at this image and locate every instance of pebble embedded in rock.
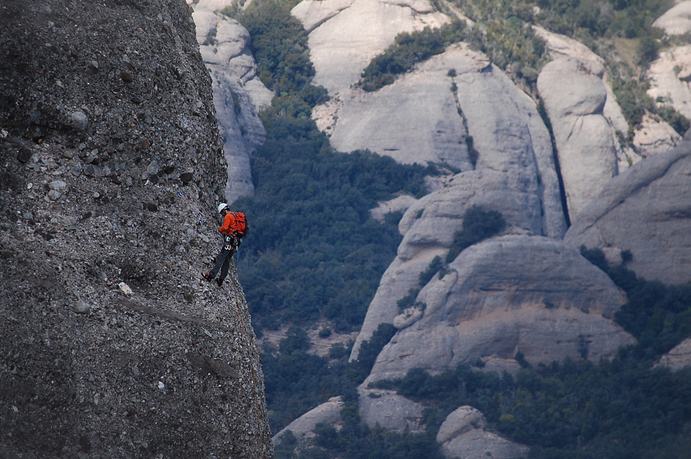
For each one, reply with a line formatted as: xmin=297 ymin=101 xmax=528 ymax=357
xmin=118 ymin=282 xmax=134 ymax=296
xmin=146 ymin=160 xmax=160 ymax=178
xmin=49 ymin=180 xmax=67 ymax=191
xmin=179 ymin=172 xmax=193 ymax=184
xmin=88 ymin=60 xmax=99 ymax=73
xmin=16 ymin=148 xmax=32 ymax=164
xmin=73 ymin=300 xmax=92 ymax=314
xmin=120 ymin=69 xmax=133 ymax=82
xmin=48 ymin=190 xmax=62 ymax=201
xmin=68 ymin=111 xmax=89 ymax=131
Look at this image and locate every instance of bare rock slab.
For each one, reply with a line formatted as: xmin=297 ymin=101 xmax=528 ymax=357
xmin=366 ymin=235 xmax=635 ymax=382
xmin=437 ymin=406 xmax=528 ymax=459
xmin=292 ymin=0 xmax=449 ymax=92
xmin=654 ymin=1 xmax=691 ymax=36
xmin=656 ymin=338 xmax=691 ymax=371
xmin=272 ymin=396 xmax=344 ymax=444
xmin=565 ymin=142 xmax=691 ymax=285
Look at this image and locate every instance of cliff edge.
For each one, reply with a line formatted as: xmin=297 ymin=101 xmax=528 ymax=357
xmin=0 ymin=0 xmax=272 ymax=456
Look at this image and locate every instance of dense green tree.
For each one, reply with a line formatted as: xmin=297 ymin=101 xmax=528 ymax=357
xmin=446 ymin=206 xmax=506 ymax=262
xmin=359 ymin=22 xmax=467 ymax=91
xmin=233 ymin=1 xmax=433 ymax=332
xmin=377 ymin=360 xmax=691 ymax=458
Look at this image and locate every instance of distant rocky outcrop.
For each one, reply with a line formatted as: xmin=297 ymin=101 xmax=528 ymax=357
xmin=313 ymin=44 xmax=480 ymax=169
xmin=0 ymin=0 xmax=271 ymax=456
xmin=653 ymin=1 xmax=691 ymax=36
xmin=358 ymin=388 xmax=425 ymax=432
xmin=538 ymin=57 xmax=620 ymax=221
xmin=283 ymin=0 xmax=690 ymax=451
xmin=272 ymin=396 xmax=344 ymax=445
xmin=534 ymin=25 xmax=632 ymax=140
xmin=657 ymin=339 xmax=691 ymax=371
xmin=363 ymin=236 xmax=634 ymax=383
xmin=349 ymin=44 xmax=566 ymax=359
xmin=292 ymin=0 xmax=449 ymax=93
xmin=191 ymin=0 xmax=272 ymax=202
xmin=634 ymin=114 xmax=682 ymax=156
xmin=647 ymin=45 xmax=691 ymax=121
xmin=352 ymin=166 xmax=564 ymax=359
xmin=436 ymin=406 xmax=529 ymax=459
xmin=565 ymin=141 xmax=691 ymax=285
xmin=534 ymin=25 xmax=676 ymax=164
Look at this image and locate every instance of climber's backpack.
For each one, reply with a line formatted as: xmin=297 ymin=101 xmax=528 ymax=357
xmin=232 ymin=211 xmax=248 ymax=238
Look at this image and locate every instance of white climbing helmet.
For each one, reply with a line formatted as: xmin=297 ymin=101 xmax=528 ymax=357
xmin=217 ymin=203 xmax=229 ymax=214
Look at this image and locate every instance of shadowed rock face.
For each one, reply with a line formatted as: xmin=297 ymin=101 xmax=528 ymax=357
xmin=0 ymin=0 xmax=271 ymax=456
xmin=565 ymin=141 xmax=691 ymax=285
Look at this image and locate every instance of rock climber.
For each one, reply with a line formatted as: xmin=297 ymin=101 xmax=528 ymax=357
xmin=203 ymin=203 xmax=247 ymax=287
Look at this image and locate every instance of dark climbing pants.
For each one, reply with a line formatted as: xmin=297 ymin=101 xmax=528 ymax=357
xmin=209 ymin=242 xmax=235 ymax=282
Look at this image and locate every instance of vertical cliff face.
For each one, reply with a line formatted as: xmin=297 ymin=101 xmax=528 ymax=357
xmin=0 ymin=0 xmax=271 ymax=456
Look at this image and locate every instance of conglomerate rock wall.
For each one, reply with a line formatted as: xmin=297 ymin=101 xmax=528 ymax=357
xmin=0 ymin=0 xmax=271 ymax=456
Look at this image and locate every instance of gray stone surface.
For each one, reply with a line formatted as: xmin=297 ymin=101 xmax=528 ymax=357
xmin=317 ymin=45 xmax=564 ymax=241
xmin=654 ymin=1 xmax=691 ymax=35
xmin=441 ymin=429 xmax=529 ymax=459
xmin=365 ymin=236 xmax=634 ymax=381
xmin=68 ymin=110 xmax=89 ymax=131
xmin=191 ymin=1 xmax=273 ymax=202
xmin=436 ymin=406 xmax=486 ymax=443
xmin=358 ymin=387 xmax=424 ymax=432
xmin=437 ymin=406 xmax=528 ymax=459
xmin=647 ymin=45 xmax=691 ymax=120
xmin=0 ymin=0 xmax=271 ymax=456
xmin=634 ymin=114 xmax=682 ymax=156
xmin=318 ymin=45 xmax=481 ymax=169
xmin=534 ymin=26 xmax=645 ymax=169
xmin=565 ymin=142 xmax=691 ymax=285
xmin=272 ymin=396 xmax=344 ymax=444
xmin=657 ymin=339 xmax=691 ymax=371
xmin=538 ymin=57 xmax=620 ymax=221
xmin=351 ymin=164 xmax=565 ymax=360
xmin=292 ymin=0 xmax=449 ymax=93
xmin=370 ymin=194 xmax=418 ymax=222
xmin=349 ymin=44 xmax=567 ymax=360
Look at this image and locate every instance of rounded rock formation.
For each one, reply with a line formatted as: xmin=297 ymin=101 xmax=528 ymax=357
xmin=272 ymin=396 xmax=344 ymax=445
xmin=653 ymin=1 xmax=691 ymax=36
xmin=565 ymin=141 xmax=691 ymax=285
xmin=365 ymin=235 xmax=635 ymax=382
xmin=436 ymin=406 xmax=529 ymax=459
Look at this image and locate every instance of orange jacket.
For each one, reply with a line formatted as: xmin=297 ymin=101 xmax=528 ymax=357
xmin=218 ymin=212 xmax=236 ymax=236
